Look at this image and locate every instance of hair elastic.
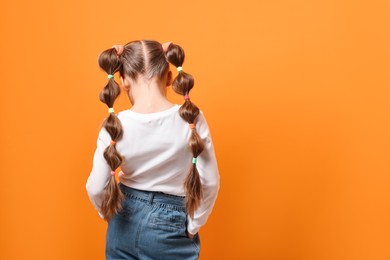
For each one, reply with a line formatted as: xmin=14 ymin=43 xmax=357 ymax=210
xmin=108 ymin=74 xmax=114 ymax=79
xmin=192 ymin=157 xmax=197 ymax=164
xmin=108 ymin=107 xmax=115 ymax=113
xmin=112 ymin=44 xmax=124 ymax=56
xmin=110 ymin=170 xmax=116 ymax=176
xmin=177 ymin=66 xmax=183 ymax=72
xmin=189 ymin=123 xmax=195 ymax=129
xmin=184 ymin=94 xmax=190 ymax=100
xmin=110 ymin=140 xmax=116 ymax=145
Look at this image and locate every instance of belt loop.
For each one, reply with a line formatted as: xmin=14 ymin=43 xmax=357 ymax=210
xmin=148 ymin=192 xmax=155 ymax=204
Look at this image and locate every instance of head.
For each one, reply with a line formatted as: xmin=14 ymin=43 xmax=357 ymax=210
xmin=122 ymin=41 xmax=173 ymax=104
xmin=97 ymin=39 xmax=205 ymax=220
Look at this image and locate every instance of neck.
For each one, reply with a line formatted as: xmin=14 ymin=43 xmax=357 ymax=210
xmin=129 ymin=79 xmax=173 ymax=113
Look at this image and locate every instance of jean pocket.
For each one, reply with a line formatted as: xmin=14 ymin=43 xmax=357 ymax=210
xmin=187 ymin=232 xmax=201 ymax=252
xmin=118 ymin=196 xmax=138 ymax=219
xmin=149 ymin=208 xmax=186 ymax=232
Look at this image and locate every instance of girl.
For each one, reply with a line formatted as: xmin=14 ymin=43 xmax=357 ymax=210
xmin=86 ymin=40 xmax=220 ymax=260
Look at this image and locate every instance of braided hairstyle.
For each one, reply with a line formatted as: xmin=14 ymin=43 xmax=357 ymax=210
xmin=165 ymin=43 xmax=205 ymax=218
xmin=97 ymin=40 xmax=204 ymax=220
xmin=97 ymin=48 xmax=125 ymax=221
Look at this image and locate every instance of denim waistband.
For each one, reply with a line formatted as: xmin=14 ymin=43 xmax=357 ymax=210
xmin=118 ymin=183 xmax=186 ymax=212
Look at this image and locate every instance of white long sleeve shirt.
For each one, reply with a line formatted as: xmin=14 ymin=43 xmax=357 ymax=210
xmin=86 ymin=104 xmax=220 ymax=234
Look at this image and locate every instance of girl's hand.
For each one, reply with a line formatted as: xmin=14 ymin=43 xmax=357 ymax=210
xmin=187 ymin=231 xmax=195 ymax=240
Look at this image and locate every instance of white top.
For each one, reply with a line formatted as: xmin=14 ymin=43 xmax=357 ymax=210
xmin=86 ymin=104 xmax=220 ymax=234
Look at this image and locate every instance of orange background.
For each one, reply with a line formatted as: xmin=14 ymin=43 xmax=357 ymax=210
xmin=1 ymin=0 xmax=390 ymax=259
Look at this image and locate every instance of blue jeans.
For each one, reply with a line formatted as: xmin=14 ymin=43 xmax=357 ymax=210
xmin=105 ymin=183 xmax=201 ymax=260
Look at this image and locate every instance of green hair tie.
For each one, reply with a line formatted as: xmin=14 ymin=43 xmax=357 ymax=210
xmin=108 ymin=74 xmax=114 ymax=79
xmin=192 ymin=157 xmax=197 ymax=164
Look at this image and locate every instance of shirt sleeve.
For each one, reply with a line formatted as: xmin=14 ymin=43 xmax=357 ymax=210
xmin=85 ymin=126 xmax=112 ymax=219
xmin=187 ymin=111 xmax=221 ymax=235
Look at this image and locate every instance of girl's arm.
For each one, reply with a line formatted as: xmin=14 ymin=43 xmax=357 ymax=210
xmin=85 ymin=126 xmax=112 ymax=219
xmin=187 ymin=111 xmax=221 ymax=235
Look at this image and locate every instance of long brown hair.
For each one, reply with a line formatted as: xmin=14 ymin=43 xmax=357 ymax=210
xmin=165 ymin=44 xmax=205 ymax=218
xmin=97 ymin=48 xmax=124 ymax=221
xmin=97 ymin=40 xmax=204 ymax=220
